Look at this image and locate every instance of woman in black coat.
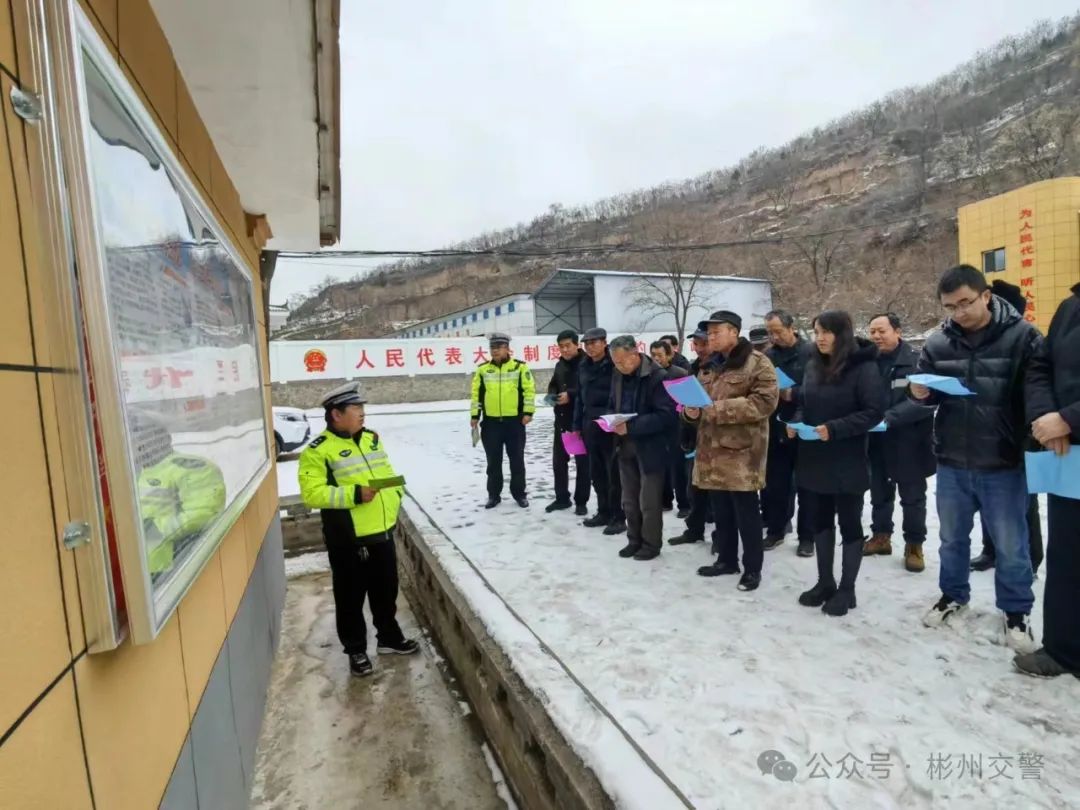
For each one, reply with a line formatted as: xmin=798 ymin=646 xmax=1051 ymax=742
xmin=789 ymin=311 xmax=886 ymax=616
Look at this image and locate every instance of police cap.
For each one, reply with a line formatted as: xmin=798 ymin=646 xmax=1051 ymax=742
xmin=489 ymin=332 xmax=511 ymax=347
xmin=319 ymin=381 xmax=367 ymax=410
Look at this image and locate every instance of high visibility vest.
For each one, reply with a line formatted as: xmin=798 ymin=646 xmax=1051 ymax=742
xmin=298 ymin=428 xmax=402 ymax=540
xmin=138 ymin=452 xmax=227 ymax=574
xmin=470 ymin=359 xmax=536 ymax=419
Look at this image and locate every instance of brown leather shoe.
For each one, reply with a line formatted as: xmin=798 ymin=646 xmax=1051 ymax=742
xmin=863 ymin=533 xmax=893 ymax=556
xmin=904 ymin=543 xmax=925 ymax=573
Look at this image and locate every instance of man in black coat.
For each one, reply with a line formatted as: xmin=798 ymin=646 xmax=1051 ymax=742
xmin=546 ymin=330 xmax=590 ymax=514
xmin=572 ymin=328 xmax=626 ymax=535
xmin=1018 ymin=283 xmax=1080 ymax=678
xmin=607 ymin=335 xmax=678 ymax=560
xmin=661 ymin=335 xmax=692 ymax=371
xmin=761 ymin=309 xmax=816 ymax=556
xmin=913 ymin=264 xmax=1042 ymax=653
xmin=863 ymin=313 xmax=935 ymax=573
xmin=650 ymin=340 xmax=690 ymax=516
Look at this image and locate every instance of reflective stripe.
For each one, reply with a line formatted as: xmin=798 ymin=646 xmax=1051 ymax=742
xmin=328 ymin=451 xmax=388 ymax=471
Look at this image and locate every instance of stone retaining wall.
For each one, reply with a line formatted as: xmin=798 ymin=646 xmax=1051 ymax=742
xmin=271 ymin=369 xmax=555 ymax=408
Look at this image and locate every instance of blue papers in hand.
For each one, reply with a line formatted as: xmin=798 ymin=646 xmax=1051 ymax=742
xmin=908 ymin=374 xmax=975 ymax=397
xmin=1025 ymin=450 xmax=1080 ymax=499
xmin=785 ymin=422 xmax=821 ymax=441
xmin=870 ymin=421 xmax=887 ymax=433
xmin=775 ymin=368 xmax=796 ymax=390
xmin=663 ymin=376 xmax=713 ymax=408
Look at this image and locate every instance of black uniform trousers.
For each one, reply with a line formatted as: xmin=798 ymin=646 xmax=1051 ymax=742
xmin=482 ymin=417 xmax=527 ymax=500
xmin=553 ymin=424 xmax=591 ymax=506
xmin=761 ymin=437 xmax=811 ymax=540
xmin=325 ymin=533 xmax=405 ymax=655
xmin=805 ymin=491 xmax=865 ymax=545
xmin=662 ymin=435 xmax=690 ymax=510
xmin=583 ymin=421 xmax=624 ymax=520
xmin=709 ymin=490 xmax=763 ymax=574
xmin=1044 ymin=494 xmax=1080 ymax=672
xmin=869 ymin=446 xmax=928 ymax=544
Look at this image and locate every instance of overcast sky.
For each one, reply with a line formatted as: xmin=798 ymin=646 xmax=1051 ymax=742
xmin=271 ymin=0 xmax=1080 ymax=305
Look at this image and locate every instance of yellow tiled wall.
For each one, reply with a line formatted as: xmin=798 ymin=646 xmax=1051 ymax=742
xmin=958 ymin=178 xmax=1080 ymax=332
xmin=0 ymin=0 xmax=279 ymax=807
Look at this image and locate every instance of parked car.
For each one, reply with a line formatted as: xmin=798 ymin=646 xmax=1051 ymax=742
xmin=272 ymin=406 xmax=310 ymax=456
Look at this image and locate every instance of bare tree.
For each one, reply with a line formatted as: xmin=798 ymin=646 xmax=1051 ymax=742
xmin=625 ymin=220 xmax=712 ymax=343
xmin=760 ymin=152 xmax=800 ymax=212
xmin=1003 ymin=106 xmax=1080 ymax=181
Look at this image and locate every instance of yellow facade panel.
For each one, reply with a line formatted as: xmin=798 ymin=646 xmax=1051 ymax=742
xmin=0 ymin=0 xmax=16 ymax=78
xmin=117 ymin=0 xmax=177 ymax=143
xmin=0 ymin=82 xmax=36 ymax=368
xmin=34 ymin=370 xmax=88 ymax=652
xmin=82 ymin=0 xmax=118 ymax=48
xmin=176 ymin=73 xmax=212 ymax=197
xmin=219 ymin=519 xmax=250 ymax=625
xmin=0 ymin=371 xmax=74 ymax=736
xmin=0 ymin=674 xmax=93 ymax=810
xmin=177 ymin=553 xmax=227 ymax=719
xmin=75 ymin=617 xmax=189 ymax=810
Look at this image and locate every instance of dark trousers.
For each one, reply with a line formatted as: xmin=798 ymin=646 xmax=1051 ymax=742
xmin=805 ymin=491 xmax=866 ymax=545
xmin=762 ymin=438 xmax=811 ymax=539
xmin=662 ymin=437 xmax=690 ymax=510
xmin=325 ymin=536 xmax=404 ymax=655
xmin=709 ymin=489 xmax=764 ymax=574
xmin=553 ymin=424 xmax=591 ymax=505
xmin=869 ymin=456 xmax=928 ymax=544
xmin=980 ymin=494 xmax=1044 ymax=573
xmin=618 ymin=441 xmax=664 ymax=552
xmin=584 ymin=421 xmax=623 ymax=519
xmin=481 ymin=418 xmax=526 ymax=500
xmin=685 ymin=458 xmax=710 ymax=539
xmin=1044 ymin=495 xmax=1080 ymax=671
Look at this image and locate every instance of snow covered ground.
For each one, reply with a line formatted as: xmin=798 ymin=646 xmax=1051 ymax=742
xmin=279 ymin=404 xmax=1079 ymax=809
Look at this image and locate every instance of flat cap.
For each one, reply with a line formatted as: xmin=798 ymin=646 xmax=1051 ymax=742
xmin=748 ymin=325 xmax=769 ymax=344
xmin=582 ymin=327 xmax=608 ymax=342
xmin=319 ymin=381 xmax=367 ymax=409
xmin=698 ymin=309 xmax=743 ymax=333
xmin=488 ymin=331 xmax=511 ymax=346
xmin=690 ymin=328 xmax=708 ymax=341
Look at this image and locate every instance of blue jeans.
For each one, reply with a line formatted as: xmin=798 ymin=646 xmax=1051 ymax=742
xmin=936 ymin=464 xmax=1034 ymax=614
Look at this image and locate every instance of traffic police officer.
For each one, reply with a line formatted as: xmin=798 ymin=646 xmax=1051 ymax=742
xmin=298 ymin=381 xmax=418 ymax=677
xmin=470 ymin=332 xmax=536 ymax=508
xmin=134 ymin=415 xmax=226 ymax=580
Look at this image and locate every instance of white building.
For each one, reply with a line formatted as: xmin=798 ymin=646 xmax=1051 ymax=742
xmin=385 ymin=269 xmax=773 ymax=339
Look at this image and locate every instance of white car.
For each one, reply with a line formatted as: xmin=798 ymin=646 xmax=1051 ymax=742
xmin=272 ymin=406 xmax=311 ymax=456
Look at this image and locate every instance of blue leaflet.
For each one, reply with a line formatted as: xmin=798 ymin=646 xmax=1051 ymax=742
xmin=870 ymin=421 xmax=887 ymax=433
xmin=775 ymin=368 xmax=796 ymax=390
xmin=1025 ymin=450 xmax=1080 ymax=499
xmin=908 ymin=373 xmax=975 ymax=397
xmin=784 ymin=421 xmax=822 ymax=441
xmin=663 ymin=376 xmax=713 ymax=408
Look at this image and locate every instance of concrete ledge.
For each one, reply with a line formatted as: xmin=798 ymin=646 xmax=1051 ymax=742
xmin=278 ymin=495 xmax=324 ymax=557
xmin=394 ymin=497 xmax=691 ymax=810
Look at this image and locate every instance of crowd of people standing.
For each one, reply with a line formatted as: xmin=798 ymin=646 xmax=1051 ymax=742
xmin=468 ymin=263 xmax=1080 ymax=680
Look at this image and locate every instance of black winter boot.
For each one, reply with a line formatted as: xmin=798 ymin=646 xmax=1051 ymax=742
xmin=823 ymin=541 xmax=863 ymax=617
xmin=798 ymin=531 xmax=837 ymax=607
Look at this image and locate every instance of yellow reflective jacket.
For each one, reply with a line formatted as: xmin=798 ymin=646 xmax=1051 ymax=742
xmin=298 ymin=428 xmax=403 ymax=542
xmin=138 ymin=453 xmax=227 ymax=574
xmin=470 ymin=359 xmax=536 ymax=419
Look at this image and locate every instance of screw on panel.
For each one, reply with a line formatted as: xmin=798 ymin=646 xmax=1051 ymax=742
xmin=9 ymin=86 xmax=43 ymax=122
xmin=62 ymin=521 xmax=91 ymax=550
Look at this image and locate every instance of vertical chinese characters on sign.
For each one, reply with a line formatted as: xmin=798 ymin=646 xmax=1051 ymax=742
xmin=1018 ymin=207 xmax=1036 ymax=323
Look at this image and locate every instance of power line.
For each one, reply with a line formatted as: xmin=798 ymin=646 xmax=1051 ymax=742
xmin=275 ymin=203 xmax=961 ymax=261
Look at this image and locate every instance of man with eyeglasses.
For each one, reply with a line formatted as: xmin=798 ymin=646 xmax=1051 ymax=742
xmin=911 ymin=265 xmax=1043 ymax=655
